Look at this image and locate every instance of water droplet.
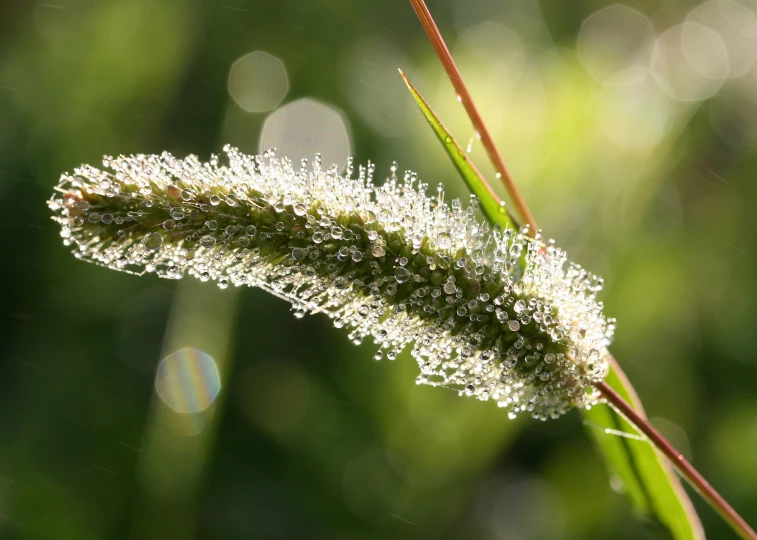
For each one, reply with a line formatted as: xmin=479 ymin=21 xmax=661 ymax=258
xmin=436 ymin=232 xmax=452 ymax=249
xmin=200 ymin=235 xmax=216 ymax=248
xmin=394 ymin=267 xmax=411 ymax=283
xmin=170 ymin=207 xmax=185 ymax=220
xmin=514 ymin=300 xmax=527 ymax=314
xmin=143 ymin=232 xmax=162 ymax=251
xmin=166 ymin=184 xmax=181 ymax=198
xmin=210 ymin=195 xmax=221 ymax=206
xmin=371 ymin=245 xmax=386 ymax=257
xmin=246 ymin=225 xmax=257 ymax=236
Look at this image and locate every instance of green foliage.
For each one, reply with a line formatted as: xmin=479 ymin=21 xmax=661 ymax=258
xmin=404 ymin=71 xmax=704 ymax=539
xmin=399 ymin=70 xmax=517 ymax=231
xmin=583 ymin=365 xmax=704 ymax=539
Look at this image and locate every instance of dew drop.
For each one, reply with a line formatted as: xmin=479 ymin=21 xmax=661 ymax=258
xmin=394 ymin=267 xmax=411 ymax=283
xmin=436 ymin=232 xmax=452 ymax=249
xmin=143 ymin=232 xmax=162 ymax=251
xmin=200 ymin=235 xmax=216 ymax=248
xmin=166 ymin=184 xmax=181 ymax=198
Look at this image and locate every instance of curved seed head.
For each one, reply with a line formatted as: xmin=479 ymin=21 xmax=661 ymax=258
xmin=48 ymin=146 xmax=614 ymax=420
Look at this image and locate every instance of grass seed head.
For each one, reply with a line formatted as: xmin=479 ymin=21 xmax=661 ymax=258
xmin=49 ymin=146 xmax=614 ymax=420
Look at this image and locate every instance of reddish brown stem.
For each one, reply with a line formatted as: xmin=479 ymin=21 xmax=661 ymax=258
xmin=595 ymin=379 xmax=757 ymax=540
xmin=408 ymin=1 xmax=757 ymax=537
xmin=407 ymin=0 xmax=539 ymax=233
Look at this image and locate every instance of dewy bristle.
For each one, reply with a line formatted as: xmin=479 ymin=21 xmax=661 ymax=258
xmin=48 ymin=146 xmax=614 ymax=420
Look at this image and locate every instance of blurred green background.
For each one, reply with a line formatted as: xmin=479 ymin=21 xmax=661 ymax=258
xmin=2 ymin=0 xmax=757 ymax=538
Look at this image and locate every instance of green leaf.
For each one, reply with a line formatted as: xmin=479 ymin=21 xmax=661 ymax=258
xmin=399 ymin=70 xmax=517 ymax=230
xmin=582 ymin=363 xmax=704 ymax=539
xmin=401 ymin=67 xmax=703 ymax=540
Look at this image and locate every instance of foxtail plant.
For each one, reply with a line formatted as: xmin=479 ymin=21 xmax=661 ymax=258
xmin=45 ymin=0 xmax=757 ymax=537
xmin=49 ymin=147 xmax=612 ymax=421
xmin=405 ymin=0 xmax=756 ymax=538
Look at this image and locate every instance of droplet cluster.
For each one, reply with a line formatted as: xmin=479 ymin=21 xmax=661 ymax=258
xmin=48 ymin=146 xmax=614 ymax=420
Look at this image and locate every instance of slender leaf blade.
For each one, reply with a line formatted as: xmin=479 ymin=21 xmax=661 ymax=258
xmin=582 ymin=364 xmax=704 ymax=539
xmin=402 ymin=67 xmax=703 ymax=540
xmin=399 ymin=69 xmax=517 ymax=230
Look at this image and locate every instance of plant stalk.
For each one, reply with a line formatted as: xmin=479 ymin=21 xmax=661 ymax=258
xmin=407 ymin=0 xmax=538 ymax=233
xmin=408 ymin=0 xmax=757 ymax=537
xmin=594 ymin=378 xmax=757 ymax=540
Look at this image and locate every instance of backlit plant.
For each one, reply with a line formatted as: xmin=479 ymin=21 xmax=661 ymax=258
xmin=46 ymin=1 xmax=757 ymax=538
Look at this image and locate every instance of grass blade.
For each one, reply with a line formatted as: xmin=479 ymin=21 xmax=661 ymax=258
xmin=407 ymin=0 xmax=537 ymax=233
xmin=399 ymin=69 xmax=517 ymax=230
xmin=583 ymin=363 xmax=705 ymax=539
xmin=401 ymin=67 xmax=704 ymax=540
